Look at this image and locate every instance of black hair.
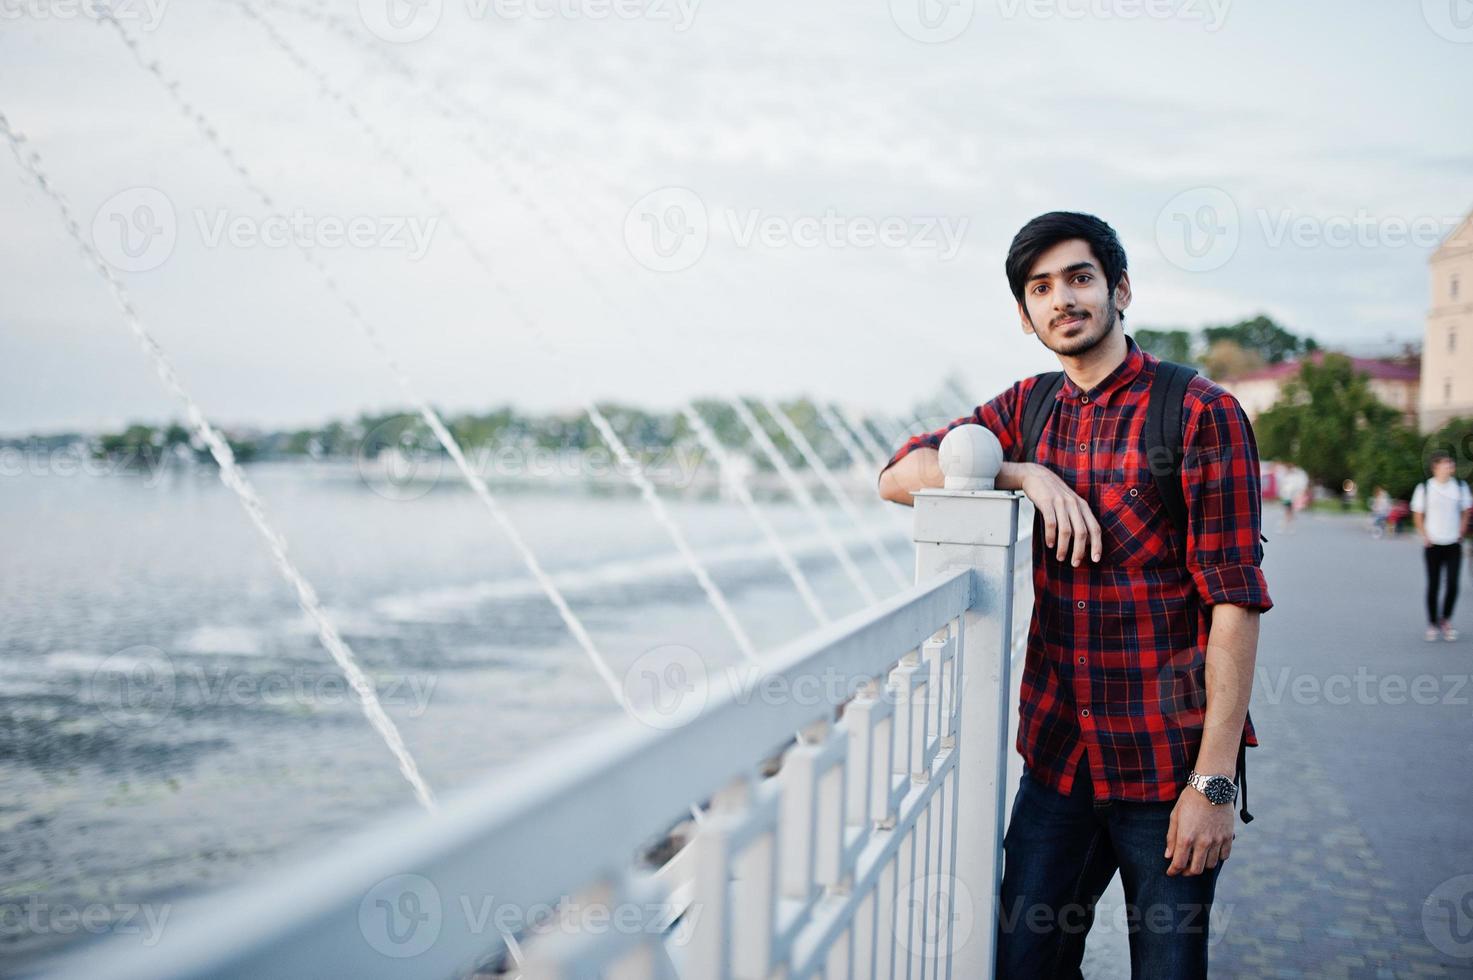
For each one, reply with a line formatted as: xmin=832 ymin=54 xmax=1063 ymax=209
xmin=1430 ymin=450 xmax=1455 ymax=467
xmin=1005 ymin=211 xmax=1129 ymax=321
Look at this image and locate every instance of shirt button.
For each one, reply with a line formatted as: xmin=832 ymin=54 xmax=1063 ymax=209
xmin=1078 ymin=442 xmax=1087 ymax=452
xmin=1076 ymin=600 xmax=1086 ymax=609
xmin=1080 ymin=708 xmax=1090 ymax=717
xmin=1129 ymin=487 xmax=1139 ymax=497
xmin=1080 ymin=395 xmax=1089 ymax=404
xmin=1077 ymin=656 xmax=1086 ymax=664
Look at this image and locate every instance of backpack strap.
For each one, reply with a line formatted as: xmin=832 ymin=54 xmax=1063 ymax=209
xmin=1019 ymin=371 xmax=1066 ymax=464
xmin=1144 ymin=359 xmax=1198 ymax=535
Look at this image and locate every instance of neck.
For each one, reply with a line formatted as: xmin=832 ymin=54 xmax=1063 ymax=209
xmin=1434 ymin=473 xmax=1453 ymax=483
xmin=1056 ymin=325 xmax=1128 ymax=391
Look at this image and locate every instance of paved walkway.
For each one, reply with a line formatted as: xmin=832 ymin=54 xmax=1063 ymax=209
xmin=1074 ymin=511 xmax=1473 ymax=978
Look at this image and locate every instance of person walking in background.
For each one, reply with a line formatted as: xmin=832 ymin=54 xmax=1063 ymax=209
xmin=1370 ymin=486 xmax=1393 ymax=538
xmin=1276 ymin=464 xmax=1308 ymax=534
xmin=1412 ymin=451 xmax=1472 ymax=642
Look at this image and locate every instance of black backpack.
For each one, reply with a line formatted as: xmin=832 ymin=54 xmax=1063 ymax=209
xmin=1018 ymin=359 xmax=1198 ymax=533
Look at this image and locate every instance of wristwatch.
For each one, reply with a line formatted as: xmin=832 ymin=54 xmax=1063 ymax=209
xmin=1186 ymin=770 xmax=1238 ymax=805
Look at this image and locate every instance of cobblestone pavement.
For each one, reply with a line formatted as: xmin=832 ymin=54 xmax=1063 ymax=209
xmin=1074 ymin=512 xmax=1473 ymax=978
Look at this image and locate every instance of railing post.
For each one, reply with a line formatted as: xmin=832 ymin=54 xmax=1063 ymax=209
xmin=911 ymin=424 xmax=1023 ymax=980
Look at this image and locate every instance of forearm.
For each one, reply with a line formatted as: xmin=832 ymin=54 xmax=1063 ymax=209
xmin=1192 ymin=603 xmax=1260 ymax=776
xmin=878 ymin=448 xmax=942 ymax=506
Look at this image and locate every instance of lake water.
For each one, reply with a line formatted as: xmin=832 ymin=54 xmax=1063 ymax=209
xmin=0 ymin=460 xmax=909 ymax=972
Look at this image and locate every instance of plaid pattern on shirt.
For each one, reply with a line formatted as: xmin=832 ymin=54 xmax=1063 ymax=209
xmin=882 ymin=335 xmax=1272 ymax=803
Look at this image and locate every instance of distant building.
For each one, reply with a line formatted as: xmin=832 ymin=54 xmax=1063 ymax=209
xmin=1420 ymin=208 xmax=1473 ymax=431
xmin=1218 ymin=352 xmax=1421 ymax=424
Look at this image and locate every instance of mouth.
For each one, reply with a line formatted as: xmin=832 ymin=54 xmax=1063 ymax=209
xmin=1054 ymin=315 xmax=1087 ymax=330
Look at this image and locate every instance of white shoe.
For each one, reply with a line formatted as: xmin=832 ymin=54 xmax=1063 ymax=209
xmin=1427 ymin=627 xmax=1442 ymax=642
xmin=1442 ymin=622 xmax=1459 ymax=642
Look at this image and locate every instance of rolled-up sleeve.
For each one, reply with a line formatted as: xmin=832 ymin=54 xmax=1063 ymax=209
xmin=1181 ymin=392 xmax=1273 ymax=612
xmin=878 ymin=381 xmax=1026 ymax=484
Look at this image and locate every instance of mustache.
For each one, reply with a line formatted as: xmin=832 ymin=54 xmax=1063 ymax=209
xmin=1051 ymin=311 xmax=1090 ymax=328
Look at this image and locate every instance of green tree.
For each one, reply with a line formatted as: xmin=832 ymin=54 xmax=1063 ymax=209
xmin=1133 ymin=328 xmax=1194 ymax=363
xmin=1203 ymin=315 xmax=1316 ymax=365
xmin=1255 ymin=353 xmax=1405 ymax=495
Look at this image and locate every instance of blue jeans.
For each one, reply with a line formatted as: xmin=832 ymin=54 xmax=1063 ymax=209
xmin=996 ymin=758 xmax=1222 ymax=979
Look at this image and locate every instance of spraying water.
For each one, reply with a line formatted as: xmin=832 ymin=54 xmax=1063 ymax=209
xmin=86 ymin=5 xmax=634 ymax=706
xmin=217 ymin=0 xmax=765 ymax=665
xmin=0 ymin=111 xmax=437 ymax=812
xmin=757 ymin=399 xmax=908 ymax=588
xmin=729 ymin=400 xmax=879 ymax=604
xmin=813 ymin=402 xmax=911 ymax=533
xmin=238 ymin=2 xmax=894 ymax=623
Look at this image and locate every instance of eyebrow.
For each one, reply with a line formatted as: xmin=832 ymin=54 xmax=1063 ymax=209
xmin=1027 ymin=261 xmax=1098 ymax=283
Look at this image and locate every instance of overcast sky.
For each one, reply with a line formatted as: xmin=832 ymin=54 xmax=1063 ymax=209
xmin=1 ymin=0 xmax=1469 ymax=435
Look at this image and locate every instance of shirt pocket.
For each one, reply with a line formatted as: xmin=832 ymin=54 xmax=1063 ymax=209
xmin=1098 ymin=481 xmax=1180 ymax=568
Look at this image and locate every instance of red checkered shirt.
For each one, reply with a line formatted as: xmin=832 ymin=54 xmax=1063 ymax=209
xmin=883 ymin=336 xmax=1272 ymax=803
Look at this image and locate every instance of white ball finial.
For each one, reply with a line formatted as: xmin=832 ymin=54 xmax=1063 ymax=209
xmin=938 ymin=424 xmax=1003 ymax=491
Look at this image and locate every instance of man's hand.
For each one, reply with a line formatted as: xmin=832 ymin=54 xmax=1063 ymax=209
xmin=1165 ymin=789 xmax=1235 ymax=876
xmin=1014 ymin=463 xmax=1103 ymax=567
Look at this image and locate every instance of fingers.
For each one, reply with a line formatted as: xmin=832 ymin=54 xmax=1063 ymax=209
xmin=1082 ymin=504 xmax=1103 ymax=563
xmin=1053 ymin=500 xmax=1074 ymax=562
xmin=1067 ymin=500 xmax=1092 ymax=567
xmin=1164 ymin=811 xmax=1183 ymax=875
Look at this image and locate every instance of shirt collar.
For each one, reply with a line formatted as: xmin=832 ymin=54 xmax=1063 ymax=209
xmin=1055 ymin=334 xmax=1148 ymax=406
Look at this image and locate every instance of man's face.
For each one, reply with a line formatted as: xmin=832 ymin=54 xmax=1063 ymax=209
xmin=1434 ymin=458 xmax=1457 ymax=480
xmin=1017 ymin=237 xmax=1131 ymax=357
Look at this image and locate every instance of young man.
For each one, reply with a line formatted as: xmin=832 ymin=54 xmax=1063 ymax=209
xmin=1411 ymin=451 xmax=1472 ymax=642
xmin=878 ymin=212 xmax=1271 ymax=978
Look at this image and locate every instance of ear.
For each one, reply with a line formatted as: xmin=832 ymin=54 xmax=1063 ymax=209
xmin=1018 ymin=301 xmax=1035 ymax=336
xmin=1114 ymin=271 xmax=1133 ymax=316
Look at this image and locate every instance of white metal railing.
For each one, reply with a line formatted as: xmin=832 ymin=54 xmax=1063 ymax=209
xmin=50 ymin=426 xmax=1029 ymax=980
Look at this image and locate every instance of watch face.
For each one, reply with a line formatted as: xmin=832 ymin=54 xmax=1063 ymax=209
xmin=1203 ymin=775 xmax=1235 ymax=805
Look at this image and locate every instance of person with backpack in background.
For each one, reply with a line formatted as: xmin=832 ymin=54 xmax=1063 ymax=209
xmin=877 ymin=212 xmax=1270 ymax=979
xmin=1411 ymin=451 xmax=1472 ymax=642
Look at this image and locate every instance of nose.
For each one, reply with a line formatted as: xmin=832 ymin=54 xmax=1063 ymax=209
xmin=1052 ymin=283 xmax=1078 ymax=314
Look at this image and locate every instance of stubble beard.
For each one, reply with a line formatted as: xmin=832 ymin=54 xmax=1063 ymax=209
xmin=1038 ymin=297 xmax=1120 ymax=357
